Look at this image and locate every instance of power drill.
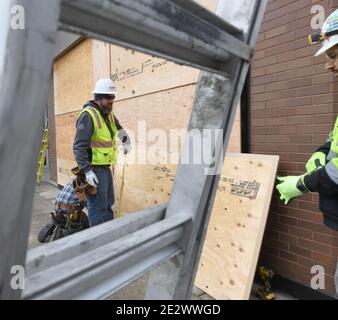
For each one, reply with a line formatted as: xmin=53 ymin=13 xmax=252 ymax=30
xmin=255 ymin=266 xmax=276 ymax=300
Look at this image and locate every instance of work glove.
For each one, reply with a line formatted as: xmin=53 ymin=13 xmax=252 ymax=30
xmin=305 ymin=151 xmax=326 ymax=173
xmin=85 ymin=170 xmax=99 ymax=188
xmin=118 ymin=129 xmax=131 ymax=155
xmin=276 ymin=174 xmax=309 ymax=205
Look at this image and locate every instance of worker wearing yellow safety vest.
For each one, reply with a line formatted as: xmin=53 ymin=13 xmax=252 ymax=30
xmin=276 ymin=9 xmax=338 ymax=294
xmin=73 ymin=78 xmax=131 ymax=226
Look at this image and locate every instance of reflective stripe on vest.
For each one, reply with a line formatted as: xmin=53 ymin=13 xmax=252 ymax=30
xmin=327 ymin=150 xmax=337 ymax=161
xmin=90 ymin=141 xmax=114 ymax=148
xmin=86 ymin=106 xmax=102 ymax=129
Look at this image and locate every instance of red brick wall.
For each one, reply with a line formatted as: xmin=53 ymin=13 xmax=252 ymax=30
xmin=47 ymin=76 xmax=58 ymax=183
xmin=251 ymin=0 xmax=338 ymax=296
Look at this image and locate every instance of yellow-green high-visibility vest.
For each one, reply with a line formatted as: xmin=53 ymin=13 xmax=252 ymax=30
xmin=330 ymin=116 xmax=338 ymax=154
xmin=78 ymin=106 xmax=118 ymax=165
xmin=328 ymin=116 xmax=338 ymax=172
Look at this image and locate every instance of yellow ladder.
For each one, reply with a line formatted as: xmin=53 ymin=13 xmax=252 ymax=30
xmin=36 ymin=122 xmax=48 ymax=184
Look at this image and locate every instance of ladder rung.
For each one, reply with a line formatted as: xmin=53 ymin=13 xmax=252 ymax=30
xmin=171 ymin=0 xmax=242 ymax=35
xmin=23 ymin=206 xmax=189 ymax=299
xmin=59 ymin=0 xmax=252 ymax=75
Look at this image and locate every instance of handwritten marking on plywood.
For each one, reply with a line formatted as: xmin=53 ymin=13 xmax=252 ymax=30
xmin=110 ymin=45 xmax=199 ymax=101
xmin=195 ymin=153 xmax=279 ymax=300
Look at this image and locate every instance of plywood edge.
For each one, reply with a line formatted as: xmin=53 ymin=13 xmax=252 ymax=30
xmin=227 ymin=152 xmax=279 ymax=163
xmin=243 ymin=154 xmax=279 ymax=299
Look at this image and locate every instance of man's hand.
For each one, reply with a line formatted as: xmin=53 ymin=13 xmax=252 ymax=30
xmin=122 ymin=143 xmax=132 ymax=155
xmin=305 ymin=151 xmax=326 ymax=173
xmin=276 ymin=175 xmax=309 ymax=205
xmin=85 ymin=170 xmax=99 ymax=188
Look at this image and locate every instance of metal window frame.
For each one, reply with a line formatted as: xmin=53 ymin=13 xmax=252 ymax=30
xmin=0 ymin=0 xmax=266 ymax=300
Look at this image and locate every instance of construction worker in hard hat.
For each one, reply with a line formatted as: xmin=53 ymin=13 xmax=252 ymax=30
xmin=276 ymin=9 xmax=338 ymax=294
xmin=73 ymin=78 xmax=131 ymax=226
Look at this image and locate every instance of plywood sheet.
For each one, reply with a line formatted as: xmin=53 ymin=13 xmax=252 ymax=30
xmin=54 ymin=39 xmax=93 ymax=116
xmin=113 ymin=149 xmax=177 ymax=214
xmin=113 ymin=84 xmax=241 ymax=153
xmin=197 ymin=0 xmax=218 ymax=11
xmin=92 ymin=40 xmax=111 ymax=84
xmin=195 ymin=153 xmax=279 ymax=300
xmin=55 ymin=112 xmax=78 ymax=162
xmin=109 ymin=0 xmax=218 ymax=101
xmin=56 ymin=158 xmax=78 ymax=186
xmin=110 ymin=46 xmax=199 ymax=101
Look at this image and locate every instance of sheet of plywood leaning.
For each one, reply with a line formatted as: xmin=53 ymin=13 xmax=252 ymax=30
xmin=194 ymin=153 xmax=279 ymax=300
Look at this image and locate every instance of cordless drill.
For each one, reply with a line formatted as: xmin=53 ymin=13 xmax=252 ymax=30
xmin=255 ymin=266 xmax=276 ymax=300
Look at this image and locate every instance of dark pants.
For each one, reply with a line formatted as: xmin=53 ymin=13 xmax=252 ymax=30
xmin=87 ymin=166 xmax=114 ymax=227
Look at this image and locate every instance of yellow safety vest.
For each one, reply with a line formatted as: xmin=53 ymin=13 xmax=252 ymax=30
xmin=78 ymin=106 xmax=118 ymax=165
xmin=330 ymin=116 xmax=338 ymax=155
xmin=328 ymin=116 xmax=338 ymax=171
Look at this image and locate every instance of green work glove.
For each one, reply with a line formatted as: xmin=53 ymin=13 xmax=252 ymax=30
xmin=276 ymin=175 xmax=309 ymax=205
xmin=305 ymin=151 xmax=326 ymax=173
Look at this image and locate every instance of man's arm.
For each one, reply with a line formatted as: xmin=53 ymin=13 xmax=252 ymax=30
xmin=305 ymin=130 xmax=333 ymax=172
xmin=304 ymin=160 xmax=338 ymax=196
xmin=114 ymin=115 xmax=123 ymax=131
xmin=114 ymin=115 xmax=131 ymax=145
xmin=73 ymin=112 xmax=94 ymax=173
xmin=315 ymin=140 xmax=332 ymax=156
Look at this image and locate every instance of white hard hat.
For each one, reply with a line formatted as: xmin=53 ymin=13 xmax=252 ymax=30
xmin=92 ymin=78 xmax=117 ymax=94
xmin=315 ymin=9 xmax=338 ymax=56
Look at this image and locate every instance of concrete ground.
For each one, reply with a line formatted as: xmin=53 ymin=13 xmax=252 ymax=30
xmin=29 ymin=174 xmax=295 ymax=300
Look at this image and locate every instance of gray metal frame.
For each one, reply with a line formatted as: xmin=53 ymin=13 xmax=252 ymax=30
xmin=0 ymin=0 xmax=266 ymax=300
xmin=0 ymin=0 xmax=61 ymax=299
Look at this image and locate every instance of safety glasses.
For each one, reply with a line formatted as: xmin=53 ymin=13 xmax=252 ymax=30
xmin=103 ymin=94 xmax=115 ymax=101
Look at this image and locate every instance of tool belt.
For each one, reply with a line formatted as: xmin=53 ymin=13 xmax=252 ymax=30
xmin=71 ymin=166 xmax=97 ymax=201
xmin=52 ymin=204 xmax=89 ymax=239
xmin=57 ymin=203 xmax=84 ymax=211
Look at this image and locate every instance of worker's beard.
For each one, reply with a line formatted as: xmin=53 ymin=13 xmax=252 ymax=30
xmin=102 ymin=104 xmax=113 ymax=115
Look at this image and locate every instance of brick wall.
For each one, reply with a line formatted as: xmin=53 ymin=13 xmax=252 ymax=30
xmin=47 ymin=76 xmax=58 ymax=183
xmin=251 ymin=0 xmax=338 ymax=296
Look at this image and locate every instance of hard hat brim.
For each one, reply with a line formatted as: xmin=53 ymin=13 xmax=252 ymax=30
xmin=315 ymin=35 xmax=338 ymax=56
xmin=92 ymin=90 xmax=117 ymax=94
